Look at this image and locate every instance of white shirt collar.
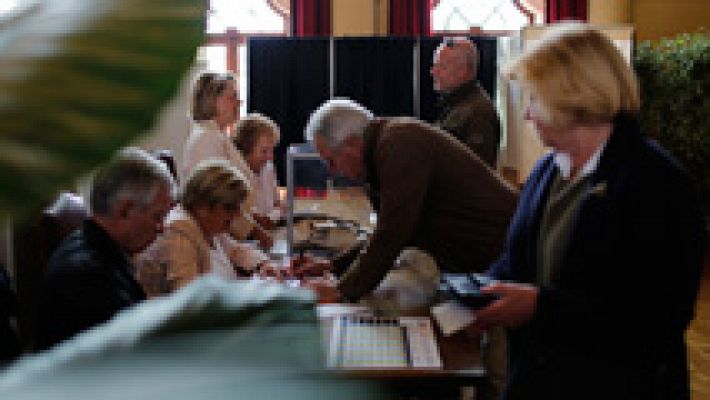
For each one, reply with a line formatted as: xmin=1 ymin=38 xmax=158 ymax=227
xmin=196 ymin=119 xmax=223 ymax=133
xmin=553 ymin=138 xmax=608 ymax=180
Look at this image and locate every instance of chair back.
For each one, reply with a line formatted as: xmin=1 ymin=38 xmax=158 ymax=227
xmin=14 ymin=191 xmax=88 ymax=349
xmin=150 ymin=149 xmax=178 ymax=183
xmin=43 ymin=192 xmax=89 ymax=250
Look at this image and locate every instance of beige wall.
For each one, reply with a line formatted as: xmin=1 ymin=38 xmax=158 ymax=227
xmin=590 ymin=0 xmax=709 ymax=41
xmin=335 ymin=0 xmax=710 ymax=40
xmin=633 ymin=0 xmax=710 ymax=41
xmin=136 ymin=66 xmax=198 ymax=182
xmin=376 ymin=0 xmax=388 ymax=35
xmin=333 ymin=0 xmax=374 ymax=36
xmin=332 ymin=0 xmax=387 ymax=36
xmin=589 ymin=0 xmax=632 ymax=24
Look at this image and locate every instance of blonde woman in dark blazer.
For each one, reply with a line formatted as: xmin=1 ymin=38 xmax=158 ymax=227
xmin=473 ymin=23 xmax=705 ymax=400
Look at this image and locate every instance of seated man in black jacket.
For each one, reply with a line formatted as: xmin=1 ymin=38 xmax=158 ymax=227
xmin=35 ymin=148 xmax=175 ymax=350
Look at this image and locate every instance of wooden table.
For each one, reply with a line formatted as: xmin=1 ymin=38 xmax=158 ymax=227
xmin=317 ymin=304 xmax=486 ymax=396
xmin=279 ymin=190 xmax=487 ymax=397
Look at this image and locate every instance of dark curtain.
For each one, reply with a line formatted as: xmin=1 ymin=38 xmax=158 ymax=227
xmin=247 ymin=37 xmax=330 ymax=183
xmin=335 ymin=37 xmax=416 ymax=117
xmin=546 ymin=0 xmax=588 ymax=22
xmin=389 ymin=0 xmax=432 ymax=36
xmin=0 ymin=265 xmax=21 ymax=362
xmin=418 ymin=37 xmax=498 ymax=123
xmin=291 ymin=0 xmax=331 ymax=36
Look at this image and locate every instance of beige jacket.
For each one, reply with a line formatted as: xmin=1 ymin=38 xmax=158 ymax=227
xmin=183 ymin=120 xmax=257 ymax=239
xmin=136 ymin=206 xmax=267 ymax=296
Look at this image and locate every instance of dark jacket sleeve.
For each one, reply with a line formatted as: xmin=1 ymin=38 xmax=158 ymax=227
xmin=0 ymin=267 xmax=21 ymax=363
xmin=37 ymin=261 xmax=131 ymax=350
xmin=487 ymin=155 xmax=553 ymax=281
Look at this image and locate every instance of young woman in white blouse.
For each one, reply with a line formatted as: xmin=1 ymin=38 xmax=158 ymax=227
xmin=182 ymin=73 xmax=272 ymax=249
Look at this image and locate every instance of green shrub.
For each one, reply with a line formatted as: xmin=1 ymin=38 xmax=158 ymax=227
xmin=635 ymin=32 xmax=709 ymax=212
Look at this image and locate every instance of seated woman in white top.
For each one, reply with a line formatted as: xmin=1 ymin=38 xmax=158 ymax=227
xmin=137 ymin=159 xmax=270 ymax=296
xmin=183 ymin=73 xmax=272 ymax=249
xmin=232 ymin=113 xmax=285 ymax=226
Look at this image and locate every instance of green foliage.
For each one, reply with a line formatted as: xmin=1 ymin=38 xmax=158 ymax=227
xmin=0 ymin=0 xmax=205 ymax=218
xmin=635 ymin=32 xmax=709 ymax=208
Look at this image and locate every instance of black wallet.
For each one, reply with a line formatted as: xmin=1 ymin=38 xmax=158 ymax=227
xmin=441 ymin=273 xmax=499 ymax=309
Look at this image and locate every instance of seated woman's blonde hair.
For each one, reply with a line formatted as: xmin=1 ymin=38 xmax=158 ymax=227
xmin=505 ymin=23 xmax=640 ymax=131
xmin=181 ymin=159 xmax=250 ymax=213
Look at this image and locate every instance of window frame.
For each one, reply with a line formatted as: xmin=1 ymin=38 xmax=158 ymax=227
xmin=430 ymin=0 xmax=542 ymax=37
xmin=204 ymin=0 xmax=290 ymax=73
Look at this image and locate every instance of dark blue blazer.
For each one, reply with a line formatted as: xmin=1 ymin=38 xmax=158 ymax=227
xmin=488 ymin=114 xmax=705 ymax=400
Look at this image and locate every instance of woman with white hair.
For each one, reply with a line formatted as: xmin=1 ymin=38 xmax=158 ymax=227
xmin=469 ymin=23 xmax=705 ymax=400
xmin=232 ymin=113 xmax=285 ymax=224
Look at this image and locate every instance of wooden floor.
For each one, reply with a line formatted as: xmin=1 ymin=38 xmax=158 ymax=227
xmin=688 ymin=250 xmax=710 ymax=400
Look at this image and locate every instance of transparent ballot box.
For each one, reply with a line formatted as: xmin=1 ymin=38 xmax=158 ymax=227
xmin=285 ymin=144 xmax=374 ymax=258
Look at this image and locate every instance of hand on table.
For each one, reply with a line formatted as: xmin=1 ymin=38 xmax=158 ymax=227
xmin=303 ymin=277 xmax=341 ymax=304
xmin=252 ymin=212 xmax=276 ymax=231
xmin=255 ymin=261 xmax=288 ymax=281
xmin=466 ymin=282 xmax=538 ymax=333
xmin=290 ymin=254 xmax=332 ymax=278
xmin=250 ymin=225 xmax=274 ymax=250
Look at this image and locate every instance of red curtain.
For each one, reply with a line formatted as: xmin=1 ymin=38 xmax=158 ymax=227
xmin=291 ymin=0 xmax=331 ymax=36
xmin=389 ymin=0 xmax=432 ymax=36
xmin=546 ymin=0 xmax=588 ymax=23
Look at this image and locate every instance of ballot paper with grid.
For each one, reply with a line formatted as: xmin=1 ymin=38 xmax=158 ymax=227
xmin=327 ymin=315 xmax=442 ymax=369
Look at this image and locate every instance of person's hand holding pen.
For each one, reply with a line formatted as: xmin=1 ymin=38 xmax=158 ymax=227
xmin=289 ymin=252 xmax=332 ymax=278
xmin=255 ymin=260 xmax=288 ymax=281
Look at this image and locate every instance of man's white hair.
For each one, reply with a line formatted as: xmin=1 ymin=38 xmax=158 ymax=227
xmin=90 ymin=147 xmax=175 ymax=216
xmin=304 ymin=98 xmax=374 ymax=148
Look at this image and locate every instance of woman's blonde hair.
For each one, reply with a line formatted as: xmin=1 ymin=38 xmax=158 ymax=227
xmin=505 ymin=23 xmax=640 ymax=130
xmin=181 ymin=159 xmax=250 ymax=212
xmin=232 ymin=113 xmax=280 ymax=156
xmin=191 ymin=73 xmax=236 ymax=121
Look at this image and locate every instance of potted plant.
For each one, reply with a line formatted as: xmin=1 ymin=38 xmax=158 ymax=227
xmin=635 ymin=32 xmax=709 ymax=219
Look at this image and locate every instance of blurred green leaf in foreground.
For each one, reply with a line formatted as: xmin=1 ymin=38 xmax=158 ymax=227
xmin=0 ymin=0 xmax=204 ymax=218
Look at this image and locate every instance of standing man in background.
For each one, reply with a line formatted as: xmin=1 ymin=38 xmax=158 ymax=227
xmin=432 ymin=37 xmax=501 ymax=168
xmin=472 ymin=24 xmax=705 ymax=400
